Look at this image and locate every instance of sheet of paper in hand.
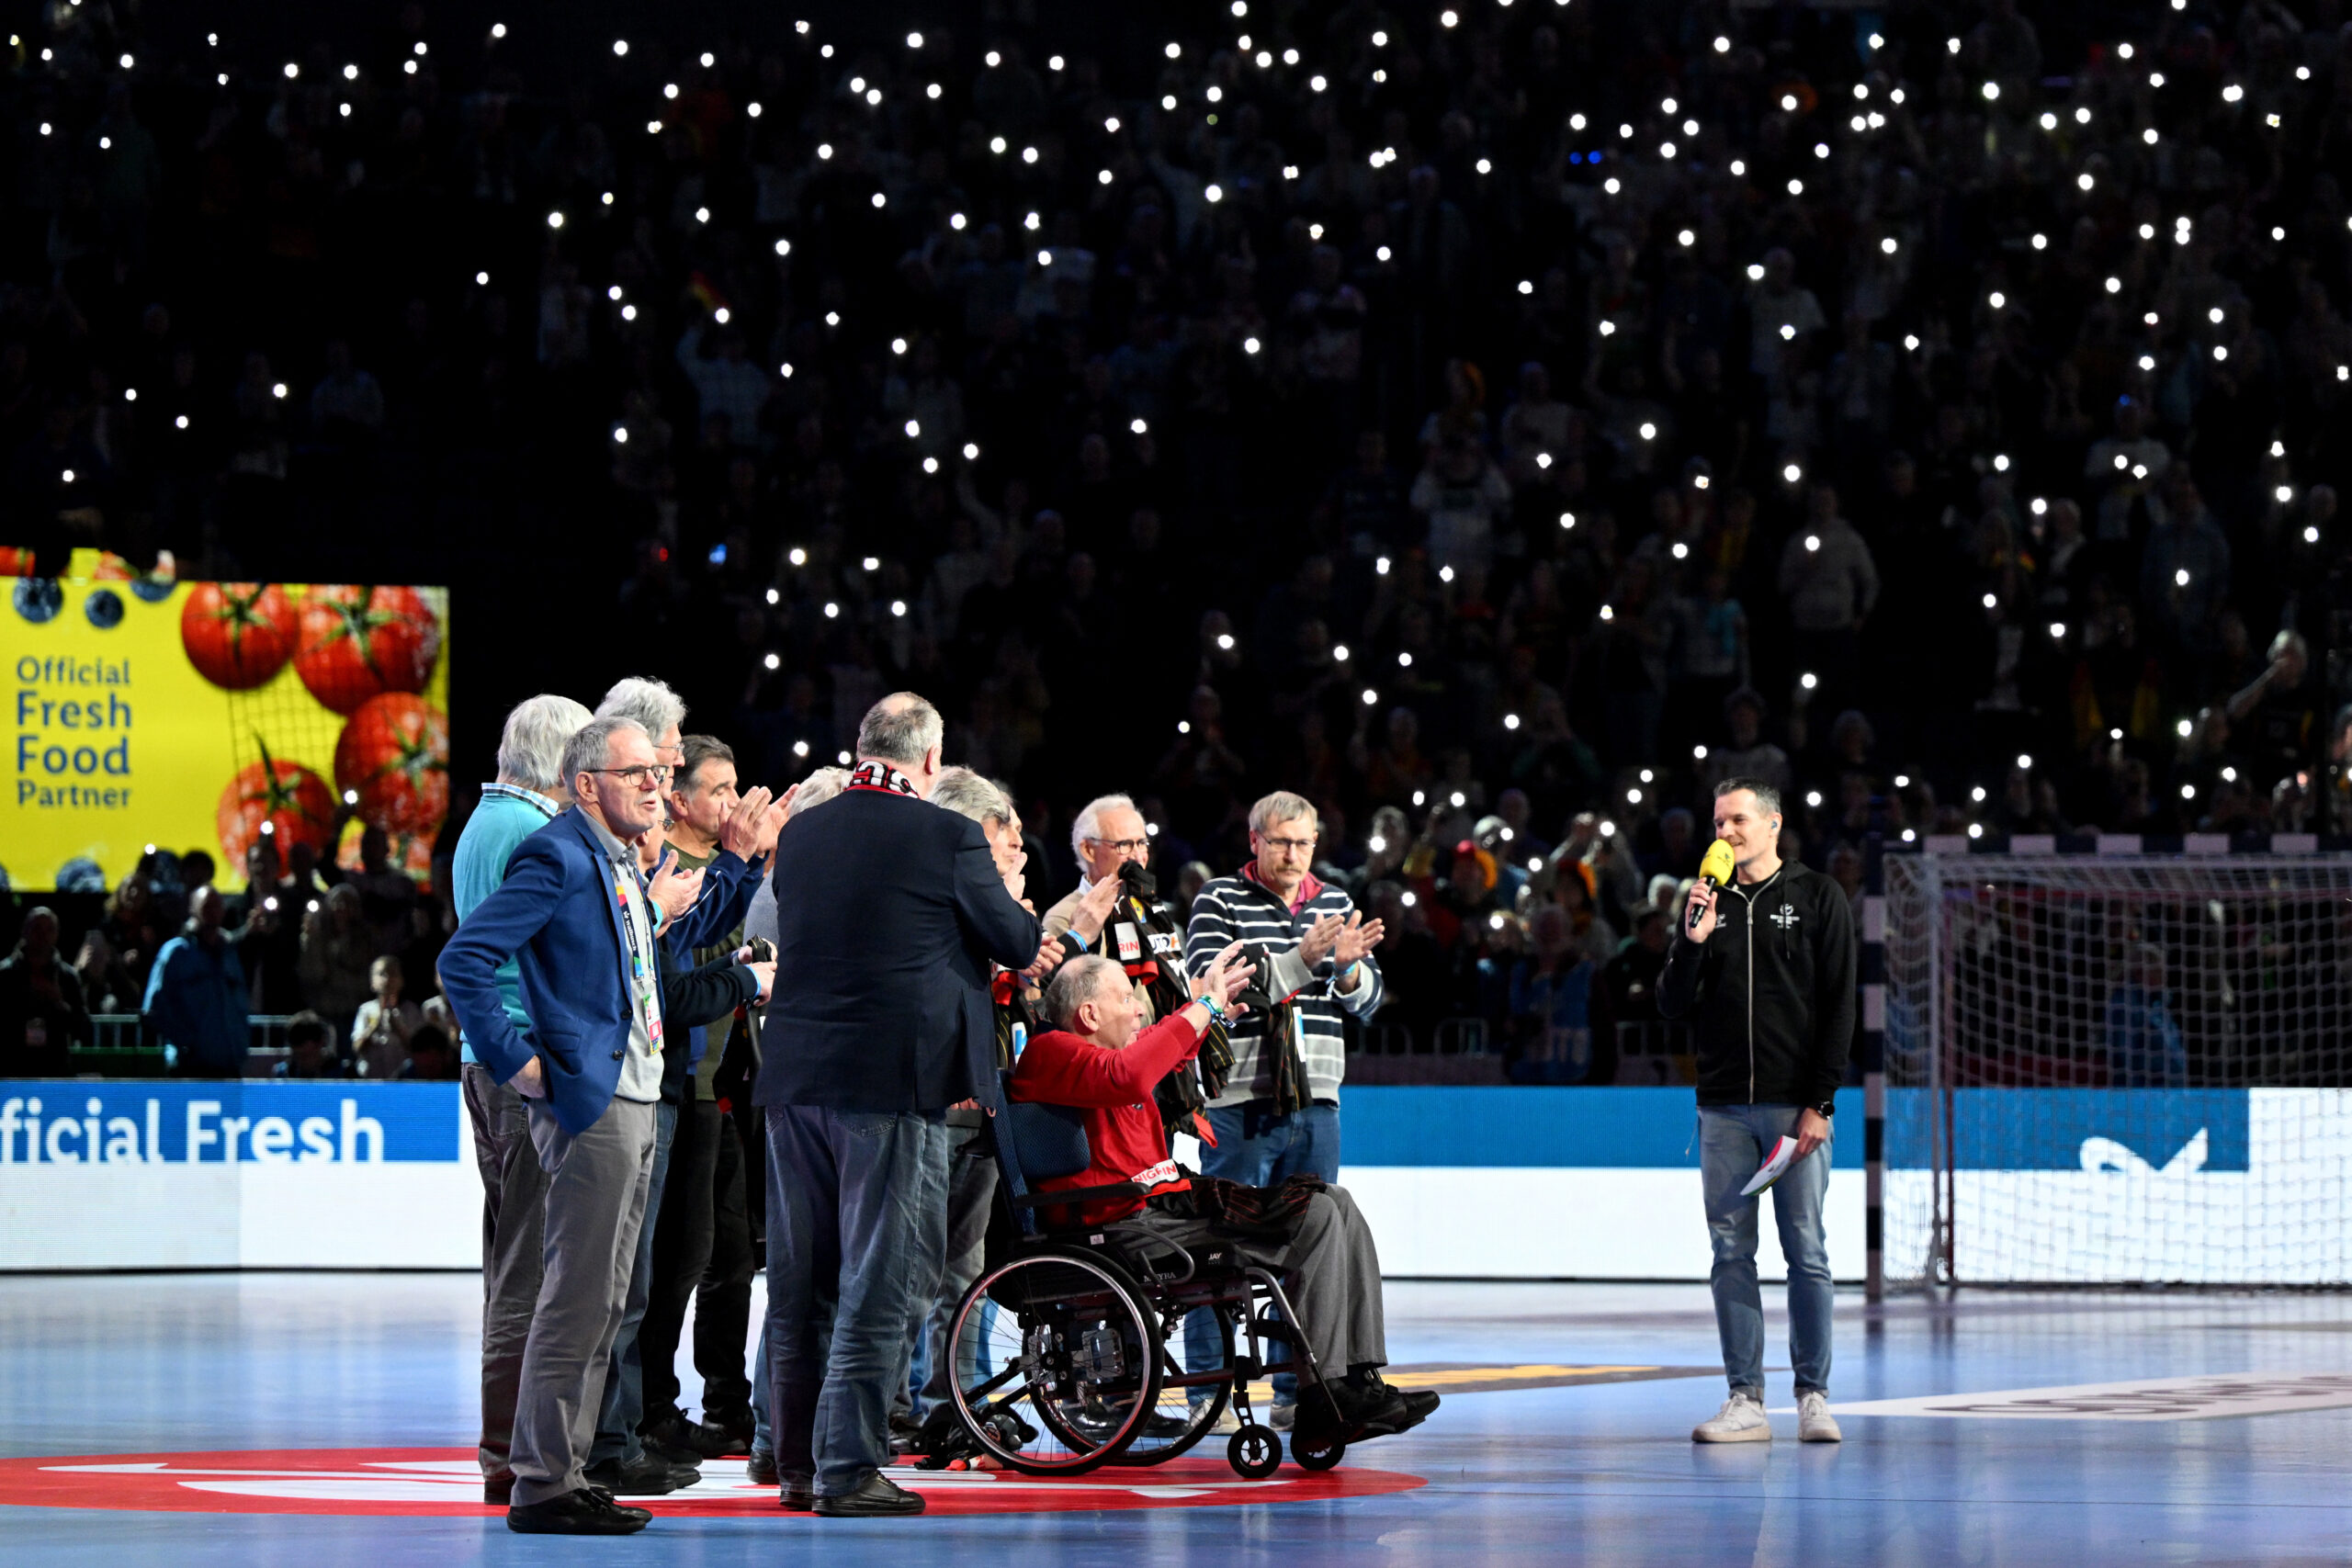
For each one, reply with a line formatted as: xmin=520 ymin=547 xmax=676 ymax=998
xmin=1739 ymin=1135 xmax=1799 ymax=1198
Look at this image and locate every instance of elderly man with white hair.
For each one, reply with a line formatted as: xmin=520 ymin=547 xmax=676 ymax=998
xmin=452 ymin=693 xmax=597 ymax=1506
xmin=595 ymin=676 xmax=776 ymax=953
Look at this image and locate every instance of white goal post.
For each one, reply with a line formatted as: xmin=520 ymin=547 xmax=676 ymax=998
xmin=1877 ymin=847 xmax=2352 ymax=1289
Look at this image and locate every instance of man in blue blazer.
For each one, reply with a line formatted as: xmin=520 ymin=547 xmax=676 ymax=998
xmin=441 ymin=715 xmax=696 ymax=1537
xmin=755 ymin=692 xmax=1044 ymax=1516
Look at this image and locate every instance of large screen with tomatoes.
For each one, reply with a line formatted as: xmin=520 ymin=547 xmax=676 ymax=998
xmin=5 ymin=550 xmax=449 ymax=893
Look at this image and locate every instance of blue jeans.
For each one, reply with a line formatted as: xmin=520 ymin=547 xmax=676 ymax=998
xmin=590 ymin=1100 xmax=677 ymax=1465
xmin=1187 ymin=1100 xmax=1342 ymax=1404
xmin=763 ymin=1104 xmax=948 ymax=1496
xmin=1699 ymin=1103 xmax=1833 ymax=1396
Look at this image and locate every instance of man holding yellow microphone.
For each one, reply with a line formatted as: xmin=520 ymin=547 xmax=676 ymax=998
xmin=1661 ymin=779 xmax=1856 ymax=1446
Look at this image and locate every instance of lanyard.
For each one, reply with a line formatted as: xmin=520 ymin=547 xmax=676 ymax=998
xmin=612 ymin=861 xmax=664 ymax=1046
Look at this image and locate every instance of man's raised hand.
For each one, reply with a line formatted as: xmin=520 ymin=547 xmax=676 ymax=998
xmin=1069 ymin=873 xmax=1123 ymax=942
xmin=648 ymin=843 xmax=706 ymax=921
xmin=1331 ymin=910 xmax=1384 ymax=966
xmin=1190 ymin=940 xmax=1252 ymax=1016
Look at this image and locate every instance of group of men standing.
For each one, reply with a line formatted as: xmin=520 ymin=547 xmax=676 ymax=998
xmin=438 ymin=682 xmax=1394 ymax=1532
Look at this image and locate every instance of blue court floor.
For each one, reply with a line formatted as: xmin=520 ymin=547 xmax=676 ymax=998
xmin=2 ymin=1271 xmax=2348 ymax=1566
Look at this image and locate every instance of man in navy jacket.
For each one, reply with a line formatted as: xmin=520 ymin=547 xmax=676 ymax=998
xmin=441 ymin=716 xmax=696 ymax=1537
xmin=754 ymin=692 xmax=1043 ymax=1516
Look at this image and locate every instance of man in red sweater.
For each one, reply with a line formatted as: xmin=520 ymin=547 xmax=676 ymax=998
xmin=1009 ymin=948 xmax=1438 ymax=1439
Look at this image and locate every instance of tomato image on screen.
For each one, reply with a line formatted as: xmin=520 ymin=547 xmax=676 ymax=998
xmin=334 ymin=694 xmax=449 ymax=835
xmin=180 ymin=582 xmax=300 ymax=690
xmin=295 ymin=586 xmax=443 ymax=715
xmin=219 ymin=744 xmax=338 ymax=865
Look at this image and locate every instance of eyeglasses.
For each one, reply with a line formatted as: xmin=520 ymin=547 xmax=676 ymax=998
xmin=586 ymin=765 xmax=670 ymax=787
xmin=1086 ymin=837 xmax=1150 ymax=854
xmin=1260 ymin=836 xmax=1318 ymax=852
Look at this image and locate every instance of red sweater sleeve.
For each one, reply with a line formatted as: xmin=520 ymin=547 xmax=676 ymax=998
xmin=1009 ymin=1012 xmax=1205 ymax=1107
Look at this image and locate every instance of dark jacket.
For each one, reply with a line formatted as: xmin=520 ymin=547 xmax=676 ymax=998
xmin=0 ymin=944 xmax=91 ymax=1076
xmin=753 ymin=785 xmax=1041 ymax=1112
xmin=658 ymin=931 xmax=763 ymax=1105
xmin=142 ymin=928 xmax=248 ymax=1076
xmin=439 ymin=809 xmax=662 ymax=1135
xmin=1657 ymin=861 xmax=1856 ymax=1108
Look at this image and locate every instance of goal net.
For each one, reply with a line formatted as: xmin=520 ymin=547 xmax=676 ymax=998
xmin=1882 ymin=851 xmax=2352 ymax=1287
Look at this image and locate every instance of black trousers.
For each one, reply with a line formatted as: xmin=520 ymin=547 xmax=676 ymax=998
xmin=695 ymin=1107 xmax=757 ymax=1418
xmin=640 ymin=1098 xmax=721 ymax=1421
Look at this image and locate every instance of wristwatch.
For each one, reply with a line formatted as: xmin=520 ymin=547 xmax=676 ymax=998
xmin=1811 ymin=1098 xmax=1837 ymax=1119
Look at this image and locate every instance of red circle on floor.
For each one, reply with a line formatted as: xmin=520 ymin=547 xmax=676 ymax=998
xmin=0 ymin=1448 xmax=1425 ymax=1517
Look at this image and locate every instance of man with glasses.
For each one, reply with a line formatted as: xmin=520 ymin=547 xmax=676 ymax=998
xmin=442 ymin=716 xmax=716 ymax=1536
xmin=1182 ymin=790 xmax=1385 ymax=1427
xmin=1042 ymin=794 xmax=1157 ymax=1019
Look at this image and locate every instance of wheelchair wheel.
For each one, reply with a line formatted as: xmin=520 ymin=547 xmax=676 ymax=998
xmin=1227 ymin=1422 xmax=1282 ymax=1480
xmin=1108 ymin=1302 xmax=1235 ymax=1465
xmin=1290 ymin=1429 xmax=1346 ymax=1471
xmin=949 ymin=1250 xmax=1161 ymax=1474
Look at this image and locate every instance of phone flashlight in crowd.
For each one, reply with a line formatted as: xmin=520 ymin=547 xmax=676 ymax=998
xmin=707 ymin=542 xmax=728 ymax=566
xmin=265 ymin=897 xmax=278 ymax=911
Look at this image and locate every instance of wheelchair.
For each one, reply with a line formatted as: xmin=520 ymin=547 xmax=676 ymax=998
xmin=942 ymin=1094 xmax=1351 ymax=1479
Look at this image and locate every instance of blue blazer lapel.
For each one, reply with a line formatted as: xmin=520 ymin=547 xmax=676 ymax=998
xmin=560 ymin=811 xmax=633 ymax=967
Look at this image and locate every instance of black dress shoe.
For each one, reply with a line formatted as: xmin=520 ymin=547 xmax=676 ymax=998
xmin=812 ymin=1471 xmax=924 ymax=1517
xmin=778 ymin=1472 xmax=816 ymax=1511
xmin=583 ymin=1450 xmax=700 ymax=1495
xmin=506 ymin=1488 xmax=651 ymax=1535
xmin=745 ymin=1450 xmax=779 ymax=1487
xmin=484 ymin=1474 xmax=514 ymax=1506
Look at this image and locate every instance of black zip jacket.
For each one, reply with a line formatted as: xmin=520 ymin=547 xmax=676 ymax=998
xmin=1657 ymin=861 xmax=1856 ymax=1108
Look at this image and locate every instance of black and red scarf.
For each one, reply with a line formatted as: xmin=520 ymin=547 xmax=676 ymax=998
xmin=846 ymin=760 xmax=922 ymax=797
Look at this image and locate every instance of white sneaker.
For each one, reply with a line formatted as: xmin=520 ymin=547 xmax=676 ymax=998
xmin=1797 ymin=1391 xmax=1842 ymax=1443
xmin=1692 ymin=1391 xmax=1771 ymax=1443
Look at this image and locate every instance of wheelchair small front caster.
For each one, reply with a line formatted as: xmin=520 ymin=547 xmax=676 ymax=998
xmin=1290 ymin=1429 xmax=1345 ymax=1471
xmin=1227 ymin=1423 xmax=1282 ymax=1479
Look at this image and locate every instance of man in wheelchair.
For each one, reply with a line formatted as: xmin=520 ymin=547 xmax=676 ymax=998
xmin=1008 ymin=946 xmax=1440 ymax=1443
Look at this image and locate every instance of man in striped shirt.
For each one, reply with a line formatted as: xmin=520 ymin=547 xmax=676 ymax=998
xmin=1183 ymin=791 xmax=1385 ymax=1423
xmin=1182 ymin=790 xmax=1385 ymax=1190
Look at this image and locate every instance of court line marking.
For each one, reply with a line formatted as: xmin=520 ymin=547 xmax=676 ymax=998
xmin=1798 ymin=1371 xmax=2352 ymax=1421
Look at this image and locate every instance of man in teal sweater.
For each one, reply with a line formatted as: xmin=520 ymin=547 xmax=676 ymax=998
xmin=453 ymin=694 xmax=593 ymax=1505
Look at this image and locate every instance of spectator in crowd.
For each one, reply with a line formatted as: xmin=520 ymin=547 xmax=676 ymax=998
xmin=0 ymin=908 xmax=91 ymax=1077
xmin=100 ymin=874 xmax=163 ymax=1000
xmin=399 ymin=1025 xmax=461 ymax=1080
xmin=2105 ymin=943 xmax=2188 ymax=1089
xmin=352 ymin=955 xmax=422 ymax=1080
xmin=142 ymin=887 xmax=247 ymax=1078
xmin=300 ymin=885 xmax=377 ymax=1028
xmin=450 ymin=692 xmax=593 ymax=1508
xmin=1506 ymin=905 xmax=1596 ymax=1085
xmin=273 ymin=1010 xmax=345 ymax=1079
xmin=438 ymin=715 xmax=706 ymax=1537
xmin=74 ymin=929 xmax=139 ymax=1015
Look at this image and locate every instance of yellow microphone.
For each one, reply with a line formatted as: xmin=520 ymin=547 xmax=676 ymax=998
xmin=1691 ymin=839 xmax=1736 ymax=932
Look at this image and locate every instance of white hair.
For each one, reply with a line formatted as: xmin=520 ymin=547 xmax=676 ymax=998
xmin=932 ymin=766 xmax=1013 ymax=829
xmin=1070 ymin=792 xmax=1137 ymax=859
xmin=495 ymin=694 xmax=594 ymax=793
xmin=787 ymin=766 xmax=851 ymax=815
xmin=596 ymin=676 xmax=687 ymax=743
xmin=1041 ymin=953 xmax=1123 ymax=1030
xmin=560 ymin=716 xmax=650 ymax=794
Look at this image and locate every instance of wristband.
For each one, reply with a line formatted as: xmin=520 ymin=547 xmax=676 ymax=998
xmin=1338 ymin=960 xmax=1361 ymax=983
xmin=1195 ymin=992 xmax=1227 ymax=1024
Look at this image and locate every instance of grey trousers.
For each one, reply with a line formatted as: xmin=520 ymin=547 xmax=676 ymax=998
xmin=1122 ymin=1184 xmax=1387 ymax=1371
xmin=510 ymin=1095 xmax=658 ymax=1507
xmin=909 ymin=1122 xmax=999 ymax=1417
xmin=460 ymin=1063 xmax=548 ymax=1487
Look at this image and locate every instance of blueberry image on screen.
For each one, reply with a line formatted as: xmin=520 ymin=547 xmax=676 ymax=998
xmin=130 ymin=573 xmax=175 ymax=603
xmin=85 ymin=587 xmax=125 ymax=628
xmin=14 ymin=577 xmax=63 ymax=624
